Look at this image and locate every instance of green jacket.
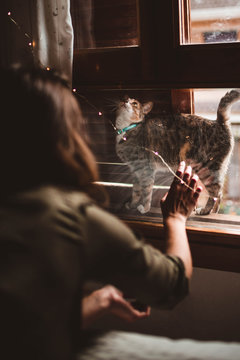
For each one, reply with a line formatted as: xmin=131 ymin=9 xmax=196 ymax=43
xmin=0 ymin=186 xmax=188 ymax=359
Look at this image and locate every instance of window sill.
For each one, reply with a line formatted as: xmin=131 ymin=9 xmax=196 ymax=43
xmin=122 ymin=213 xmax=240 ymax=273
xmin=102 ymin=182 xmax=240 ymax=273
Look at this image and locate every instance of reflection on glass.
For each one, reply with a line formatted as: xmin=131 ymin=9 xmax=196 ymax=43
xmin=194 ymin=89 xmax=240 ymax=215
xmin=190 ymin=0 xmax=240 ymax=44
xmin=78 ymin=89 xmax=240 ymax=220
xmin=71 ymin=0 xmax=139 ymax=49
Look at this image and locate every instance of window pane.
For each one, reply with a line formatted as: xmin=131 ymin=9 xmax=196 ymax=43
xmin=71 ymin=0 xmax=139 ymax=49
xmin=194 ymin=89 xmax=240 ymax=215
xmin=181 ymin=0 xmax=240 ymax=44
xmin=75 ymin=88 xmax=240 ymax=230
xmin=76 ymin=89 xmax=172 ymax=221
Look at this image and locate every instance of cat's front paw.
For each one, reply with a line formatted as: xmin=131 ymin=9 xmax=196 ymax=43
xmin=125 ymin=202 xmax=138 ymax=210
xmin=125 ymin=202 xmax=131 ymax=210
xmin=195 ymin=207 xmax=211 ymax=215
xmin=137 ymin=204 xmax=150 ymax=214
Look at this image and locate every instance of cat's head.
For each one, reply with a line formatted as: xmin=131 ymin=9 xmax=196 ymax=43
xmin=116 ymin=97 xmax=153 ymax=124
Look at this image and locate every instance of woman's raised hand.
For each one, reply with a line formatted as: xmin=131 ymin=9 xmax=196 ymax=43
xmin=161 ymin=161 xmax=202 ymax=221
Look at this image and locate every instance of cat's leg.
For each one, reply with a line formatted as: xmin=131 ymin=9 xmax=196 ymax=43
xmin=137 ymin=176 xmax=155 ymax=214
xmin=196 ymin=164 xmax=226 ymax=215
xmin=196 ymin=183 xmax=221 ymax=215
xmin=125 ymin=176 xmax=142 ymax=210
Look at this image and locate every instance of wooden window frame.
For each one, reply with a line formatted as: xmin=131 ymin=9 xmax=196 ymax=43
xmin=172 ymin=0 xmax=240 ymax=88
xmin=71 ymin=0 xmax=240 ymax=273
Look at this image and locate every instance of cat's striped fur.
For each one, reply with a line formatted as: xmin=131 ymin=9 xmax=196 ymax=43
xmin=115 ymin=91 xmax=239 ymax=215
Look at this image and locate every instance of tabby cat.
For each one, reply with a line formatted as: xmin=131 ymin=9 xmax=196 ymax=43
xmin=115 ymin=91 xmax=240 ymax=215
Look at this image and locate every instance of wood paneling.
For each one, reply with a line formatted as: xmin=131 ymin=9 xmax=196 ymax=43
xmin=125 ymin=219 xmax=240 ymax=273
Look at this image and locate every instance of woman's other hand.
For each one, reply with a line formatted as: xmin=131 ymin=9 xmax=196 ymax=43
xmin=81 ymin=285 xmax=150 ymax=329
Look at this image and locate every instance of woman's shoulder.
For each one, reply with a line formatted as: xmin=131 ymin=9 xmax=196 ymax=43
xmin=14 ymin=185 xmax=92 ymax=208
xmin=0 ymin=186 xmax=93 ymax=220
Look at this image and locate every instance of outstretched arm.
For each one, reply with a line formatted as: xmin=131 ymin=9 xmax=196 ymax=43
xmin=81 ymin=163 xmax=201 ymax=321
xmin=161 ymin=161 xmax=202 ymax=279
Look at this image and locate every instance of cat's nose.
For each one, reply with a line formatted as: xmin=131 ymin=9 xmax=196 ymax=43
xmin=122 ymin=95 xmax=129 ymax=103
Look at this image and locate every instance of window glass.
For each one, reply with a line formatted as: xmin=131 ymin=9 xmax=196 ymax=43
xmin=182 ymin=0 xmax=240 ymax=44
xmin=194 ymin=89 xmax=240 ymax=215
xmin=76 ymin=88 xmax=240 ymax=223
xmin=71 ymin=0 xmax=139 ymax=49
xmin=76 ymin=90 xmax=171 ymax=221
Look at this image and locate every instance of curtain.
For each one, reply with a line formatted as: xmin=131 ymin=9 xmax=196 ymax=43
xmin=32 ymin=0 xmax=74 ymax=83
xmin=1 ymin=0 xmax=74 ymax=83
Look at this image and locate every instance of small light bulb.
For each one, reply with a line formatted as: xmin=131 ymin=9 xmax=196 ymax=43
xmin=8 ymin=11 xmax=11 ymax=16
xmin=72 ymin=88 xmax=77 ymax=92
xmin=154 ymin=151 xmax=159 ymax=155
xmin=46 ymin=67 xmax=50 ymax=71
xmin=98 ymin=111 xmax=103 ymax=116
xmin=28 ymin=42 xmax=32 ymax=46
xmin=123 ymin=137 xmax=127 ymax=141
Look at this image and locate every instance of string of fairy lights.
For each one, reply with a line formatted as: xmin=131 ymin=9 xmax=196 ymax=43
xmin=7 ymin=10 xmax=216 ymax=202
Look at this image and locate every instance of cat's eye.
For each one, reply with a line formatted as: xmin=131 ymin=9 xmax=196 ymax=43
xmin=179 ymin=0 xmax=240 ymax=45
xmin=132 ymin=101 xmax=138 ymax=106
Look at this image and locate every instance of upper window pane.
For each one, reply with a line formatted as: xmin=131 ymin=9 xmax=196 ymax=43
xmin=71 ymin=0 xmax=139 ymax=49
xmin=180 ymin=0 xmax=240 ymax=44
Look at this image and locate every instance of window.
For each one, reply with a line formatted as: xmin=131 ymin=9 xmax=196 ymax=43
xmin=77 ymin=88 xmax=240 ymax=220
xmin=71 ymin=0 xmax=139 ymax=49
xmin=203 ymin=30 xmax=237 ymax=43
xmin=179 ymin=0 xmax=240 ymax=45
xmin=71 ymin=0 xmax=240 ymax=272
xmin=190 ymin=0 xmax=240 ymax=44
xmin=194 ymin=89 xmax=240 ymax=215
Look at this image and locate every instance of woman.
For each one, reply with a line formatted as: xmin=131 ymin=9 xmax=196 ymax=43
xmin=0 ymin=65 xmax=201 ymax=359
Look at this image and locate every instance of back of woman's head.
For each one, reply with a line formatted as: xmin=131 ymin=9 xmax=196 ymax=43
xmin=0 ymin=64 xmax=100 ymax=198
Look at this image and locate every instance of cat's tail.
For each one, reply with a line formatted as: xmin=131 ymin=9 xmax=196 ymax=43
xmin=217 ymin=89 xmax=240 ymax=124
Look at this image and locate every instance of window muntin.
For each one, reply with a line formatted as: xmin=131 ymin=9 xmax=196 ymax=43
xmin=180 ymin=0 xmax=240 ymax=44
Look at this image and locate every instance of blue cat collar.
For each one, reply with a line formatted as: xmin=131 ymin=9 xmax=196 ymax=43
xmin=117 ymin=123 xmax=139 ymax=135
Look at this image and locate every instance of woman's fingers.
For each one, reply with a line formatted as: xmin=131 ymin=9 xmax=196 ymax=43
xmin=161 ymin=161 xmax=202 ymax=218
xmin=193 ymin=186 xmax=202 ymax=200
xmin=110 ymin=294 xmax=150 ymax=322
xmin=174 ymin=163 xmax=202 ymax=209
xmin=188 ymin=173 xmax=198 ymax=188
xmin=175 ymin=161 xmax=185 ymax=182
xmin=183 ymin=165 xmax=192 ymax=184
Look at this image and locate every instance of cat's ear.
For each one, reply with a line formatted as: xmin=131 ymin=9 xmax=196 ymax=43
xmin=143 ymin=102 xmax=153 ymax=114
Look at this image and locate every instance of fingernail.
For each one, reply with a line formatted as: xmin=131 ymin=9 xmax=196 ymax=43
xmin=185 ymin=166 xmax=192 ymax=175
